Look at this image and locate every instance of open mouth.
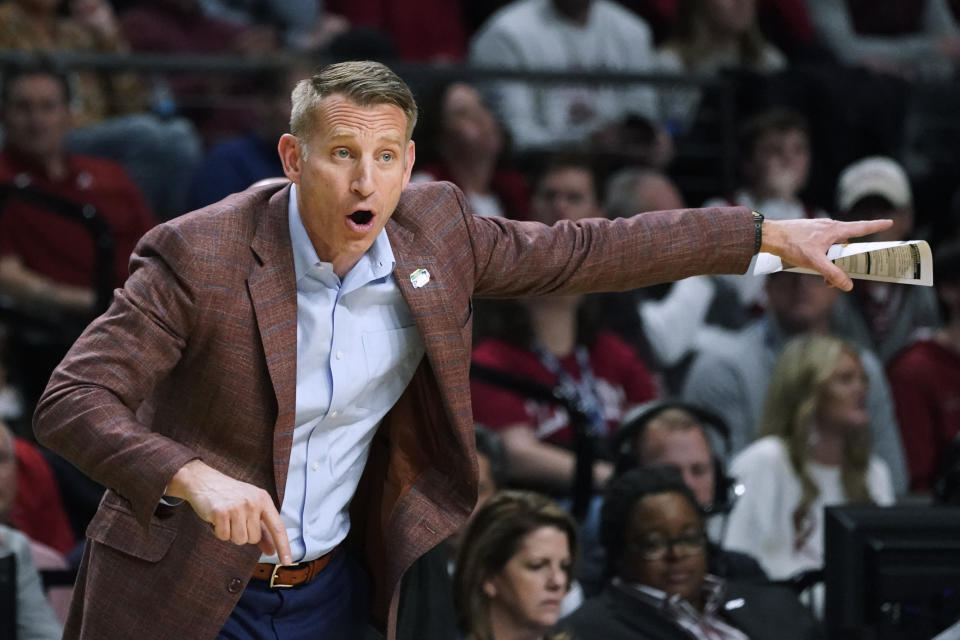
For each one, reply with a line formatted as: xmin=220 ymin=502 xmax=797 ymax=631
xmin=348 ymin=210 xmax=374 ymax=226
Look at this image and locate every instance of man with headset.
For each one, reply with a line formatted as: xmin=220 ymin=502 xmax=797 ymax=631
xmin=612 ymin=399 xmax=767 ymax=581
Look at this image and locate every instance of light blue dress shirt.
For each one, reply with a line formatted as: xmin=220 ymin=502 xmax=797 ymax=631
xmin=262 ymin=184 xmax=426 ymax=562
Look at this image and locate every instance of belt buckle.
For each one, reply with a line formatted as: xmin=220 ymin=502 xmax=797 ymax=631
xmin=269 ymin=563 xmax=296 ymax=589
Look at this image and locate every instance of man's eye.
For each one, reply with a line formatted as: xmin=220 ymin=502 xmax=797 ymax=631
xmin=335 ymin=149 xmax=350 ymax=158
xmin=381 ymin=152 xmax=394 ymax=162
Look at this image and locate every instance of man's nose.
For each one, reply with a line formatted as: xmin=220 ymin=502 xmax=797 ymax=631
xmin=351 ymin=158 xmax=374 ymax=198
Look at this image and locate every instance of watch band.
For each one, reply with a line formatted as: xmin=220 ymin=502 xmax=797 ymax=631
xmin=752 ymin=211 xmax=764 ymax=254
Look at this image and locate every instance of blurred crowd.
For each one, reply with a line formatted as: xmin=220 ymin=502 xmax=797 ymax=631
xmin=1 ymin=0 xmax=960 ymax=638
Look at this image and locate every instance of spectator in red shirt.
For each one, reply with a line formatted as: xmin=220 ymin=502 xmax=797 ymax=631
xmin=471 ymin=154 xmax=660 ymax=495
xmin=888 ymin=240 xmax=960 ymax=492
xmin=3 ymin=425 xmax=76 ymax=557
xmin=0 ymin=65 xmax=157 ymax=316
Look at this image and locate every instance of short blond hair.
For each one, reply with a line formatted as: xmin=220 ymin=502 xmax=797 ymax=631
xmin=289 ymin=60 xmax=418 ymax=143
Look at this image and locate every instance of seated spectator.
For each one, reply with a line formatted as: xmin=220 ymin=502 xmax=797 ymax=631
xmin=186 ymin=66 xmax=298 ymax=209
xmin=471 ymin=156 xmax=659 ymax=496
xmin=326 ymin=0 xmax=465 ymax=61
xmin=0 ymin=420 xmax=72 ymax=625
xmin=453 ymin=490 xmax=578 ymax=640
xmin=0 ymin=0 xmax=203 ymax=220
xmin=887 ymin=240 xmax=960 ymax=492
xmin=805 ymin=0 xmax=960 ymax=81
xmin=655 ymin=0 xmax=786 ymax=133
xmin=0 ymin=65 xmax=157 ymax=317
xmin=615 ymin=402 xmax=730 ymax=512
xmin=196 ymin=0 xmax=349 ymax=52
xmin=3 ymin=426 xmax=75 ymax=557
xmin=469 ymin=0 xmax=663 ymax=156
xmin=724 ymin=335 xmax=895 ymax=580
xmin=471 ymin=290 xmax=659 ymax=495
xmin=398 ymin=425 xmax=585 ymax=638
xmin=604 ymin=400 xmax=767 ymax=584
xmin=0 ymin=0 xmax=142 ymax=127
xmin=603 ymin=167 xmax=686 ymax=218
xmin=411 ymin=81 xmax=530 ymax=220
xmin=0 ymin=523 xmax=62 ymax=639
xmin=559 ymin=467 xmax=822 ymax=640
xmin=120 ymin=0 xmax=273 ymax=145
xmin=704 ymin=108 xmax=826 ymax=314
xmin=682 ymin=271 xmax=908 ymax=493
xmin=830 ymin=156 xmax=940 ymax=363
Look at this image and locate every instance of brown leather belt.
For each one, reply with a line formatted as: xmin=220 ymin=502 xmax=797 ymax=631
xmin=252 ymin=547 xmax=339 ymax=588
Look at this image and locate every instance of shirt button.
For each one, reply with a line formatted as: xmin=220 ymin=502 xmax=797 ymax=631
xmin=335 ymin=351 xmax=343 ymax=360
xmin=227 ymin=578 xmax=243 ymax=594
xmin=305 ymin=525 xmax=311 ymax=533
xmin=330 ymin=410 xmax=338 ymax=418
xmin=312 ymin=461 xmax=319 ymax=471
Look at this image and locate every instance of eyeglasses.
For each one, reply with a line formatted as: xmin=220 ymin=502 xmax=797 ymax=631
xmin=630 ymin=532 xmax=707 ymax=561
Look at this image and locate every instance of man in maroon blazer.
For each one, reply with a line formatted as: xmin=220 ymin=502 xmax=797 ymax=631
xmin=33 ymin=60 xmax=889 ymax=639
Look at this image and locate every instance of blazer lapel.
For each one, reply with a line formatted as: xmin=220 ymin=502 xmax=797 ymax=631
xmin=386 ymin=217 xmax=455 ymax=381
xmin=248 ymin=185 xmax=298 ymax=502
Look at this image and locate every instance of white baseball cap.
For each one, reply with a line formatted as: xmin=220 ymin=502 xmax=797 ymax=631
xmin=836 ymin=156 xmax=912 ymax=213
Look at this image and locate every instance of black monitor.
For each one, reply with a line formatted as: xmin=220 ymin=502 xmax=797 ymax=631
xmin=825 ymin=505 xmax=960 ymax=640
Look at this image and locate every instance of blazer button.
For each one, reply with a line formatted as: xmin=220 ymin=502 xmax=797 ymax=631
xmin=227 ymin=578 xmax=244 ymax=593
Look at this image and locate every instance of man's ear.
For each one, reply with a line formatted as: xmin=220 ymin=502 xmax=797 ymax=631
xmin=482 ymin=579 xmax=497 ymax=598
xmin=278 ymin=133 xmax=302 ymax=183
xmin=401 ymin=139 xmax=416 ymax=190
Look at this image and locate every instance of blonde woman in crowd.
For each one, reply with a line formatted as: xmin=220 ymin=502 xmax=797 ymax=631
xmin=723 ymin=335 xmax=895 ymax=580
xmin=454 ymin=491 xmax=577 ymax=640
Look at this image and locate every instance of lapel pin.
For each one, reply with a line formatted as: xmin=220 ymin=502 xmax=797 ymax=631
xmin=409 ymin=268 xmax=430 ymax=289
xmin=724 ymin=598 xmax=745 ymax=611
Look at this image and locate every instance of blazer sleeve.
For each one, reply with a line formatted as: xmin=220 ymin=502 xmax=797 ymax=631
xmin=33 ymin=222 xmax=202 ymax=528
xmin=461 ymin=190 xmax=756 ymax=299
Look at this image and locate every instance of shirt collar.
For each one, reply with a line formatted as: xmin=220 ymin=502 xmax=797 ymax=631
xmin=613 ymin=574 xmax=728 ymax=617
xmin=287 ymin=183 xmax=396 ymax=285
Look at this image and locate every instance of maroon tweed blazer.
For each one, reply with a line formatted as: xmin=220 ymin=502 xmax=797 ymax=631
xmin=34 ymin=181 xmax=754 ymax=639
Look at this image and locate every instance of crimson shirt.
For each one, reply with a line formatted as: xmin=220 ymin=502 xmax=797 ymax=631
xmin=327 ymin=0 xmax=467 ymax=61
xmin=888 ymin=339 xmax=960 ymax=491
xmin=0 ymin=150 xmax=156 ymax=289
xmin=11 ymin=437 xmax=76 ymax=555
xmin=471 ymin=332 xmax=659 ymax=449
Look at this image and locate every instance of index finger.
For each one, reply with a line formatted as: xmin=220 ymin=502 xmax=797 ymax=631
xmin=836 ymin=218 xmax=894 ymax=240
xmin=260 ymin=501 xmax=292 ymax=565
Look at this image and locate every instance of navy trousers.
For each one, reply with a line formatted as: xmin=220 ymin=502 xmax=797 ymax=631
xmin=218 ymin=551 xmax=370 ymax=639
